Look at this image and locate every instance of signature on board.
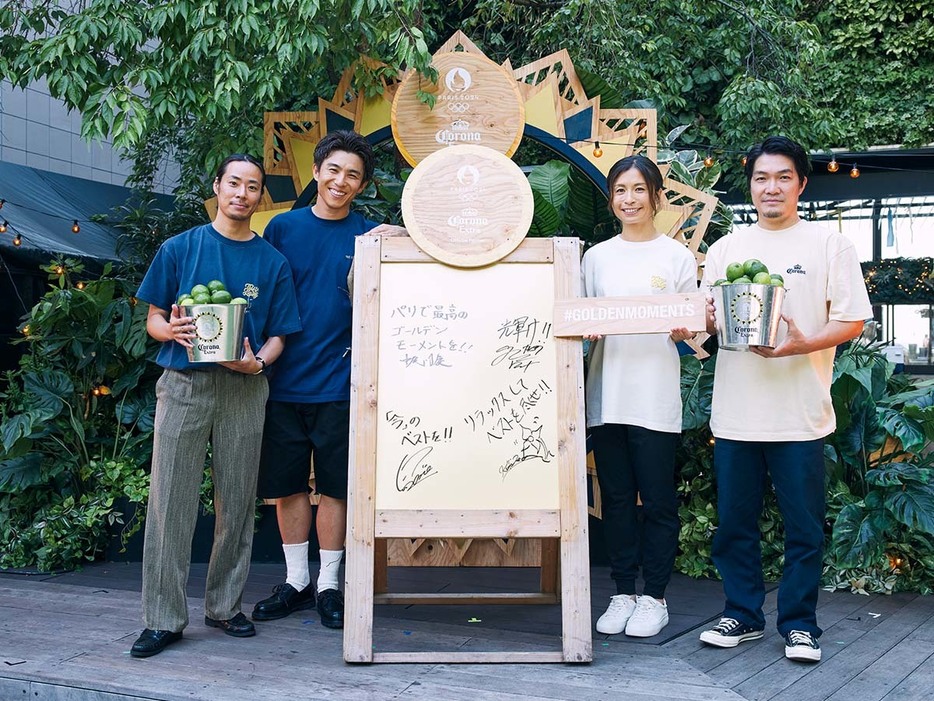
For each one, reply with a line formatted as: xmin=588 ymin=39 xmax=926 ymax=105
xmin=396 ymin=445 xmax=438 ymax=492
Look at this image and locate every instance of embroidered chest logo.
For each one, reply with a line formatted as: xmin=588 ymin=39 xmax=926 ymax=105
xmin=241 ymin=283 xmax=259 ymax=310
xmin=650 ymin=275 xmax=667 ymax=290
xmin=786 ymin=264 xmax=807 ymax=275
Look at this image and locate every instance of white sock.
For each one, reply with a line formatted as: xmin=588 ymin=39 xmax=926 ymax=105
xmin=317 ymin=548 xmax=344 ymax=593
xmin=283 ymin=541 xmax=310 ymax=592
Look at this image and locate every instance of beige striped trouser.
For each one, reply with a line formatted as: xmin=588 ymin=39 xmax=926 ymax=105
xmin=142 ymin=368 xmax=268 ymax=631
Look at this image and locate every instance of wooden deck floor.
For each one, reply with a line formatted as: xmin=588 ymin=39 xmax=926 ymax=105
xmin=1 ymin=562 xmax=932 ymax=700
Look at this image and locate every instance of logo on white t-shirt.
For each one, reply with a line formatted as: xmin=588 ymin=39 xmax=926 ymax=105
xmin=786 ymin=264 xmax=807 ymax=275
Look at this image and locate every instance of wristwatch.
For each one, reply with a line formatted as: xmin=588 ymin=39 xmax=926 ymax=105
xmin=253 ymin=356 xmax=266 ymax=375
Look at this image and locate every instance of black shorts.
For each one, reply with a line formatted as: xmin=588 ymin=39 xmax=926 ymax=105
xmin=257 ymin=400 xmax=350 ymax=500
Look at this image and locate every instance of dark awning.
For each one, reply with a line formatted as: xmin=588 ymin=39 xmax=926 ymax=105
xmin=0 ymin=161 xmax=174 ymax=268
xmin=721 ymin=146 xmax=934 ymax=204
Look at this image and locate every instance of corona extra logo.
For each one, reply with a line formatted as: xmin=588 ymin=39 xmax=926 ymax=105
xmin=730 ymin=291 xmax=763 ymax=324
xmin=195 ymin=311 xmax=224 ymax=342
xmin=444 ymin=67 xmax=472 ymax=92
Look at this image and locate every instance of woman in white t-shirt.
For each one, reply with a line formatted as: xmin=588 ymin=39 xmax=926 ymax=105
xmin=583 ymin=155 xmax=697 ymax=638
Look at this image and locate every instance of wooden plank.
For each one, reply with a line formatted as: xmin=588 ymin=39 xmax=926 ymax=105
xmin=769 ymin=593 xmax=934 ymax=701
xmin=540 ymin=537 xmax=560 ymax=597
xmin=374 ymin=538 xmax=388 ymax=594
xmin=370 ymin=651 xmax=566 ymax=664
xmin=552 ymin=292 xmax=708 ymax=337
xmin=824 ymin=634 xmax=934 ymax=701
xmin=344 ymin=235 xmax=383 ymax=663
xmin=375 ymin=510 xmax=560 ymax=538
xmin=380 ymin=235 xmax=554 ymax=263
xmin=374 ymin=592 xmax=558 ymax=605
xmin=552 ymin=237 xmax=592 ymax=663
xmin=883 ymin=650 xmax=934 ymax=700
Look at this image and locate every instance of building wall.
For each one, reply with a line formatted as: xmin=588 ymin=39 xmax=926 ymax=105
xmin=0 ymin=78 xmax=178 ymax=193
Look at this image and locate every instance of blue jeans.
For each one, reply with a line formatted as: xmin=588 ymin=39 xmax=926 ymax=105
xmin=712 ymin=438 xmax=825 ymax=637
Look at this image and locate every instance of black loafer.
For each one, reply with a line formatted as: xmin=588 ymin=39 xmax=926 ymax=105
xmin=130 ymin=628 xmax=182 ymax=658
xmin=252 ymin=583 xmax=316 ymax=621
xmin=316 ymin=588 xmax=344 ymax=629
xmin=204 ymin=611 xmax=256 ymax=637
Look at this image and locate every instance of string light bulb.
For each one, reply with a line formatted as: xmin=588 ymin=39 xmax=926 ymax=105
xmin=0 ymin=220 xmax=7 ymax=233
xmin=850 ymin=164 xmax=860 ymax=178
xmin=827 ymin=158 xmax=839 ymax=173
xmin=13 ymin=233 xmax=22 ymax=246
xmin=703 ymin=153 xmax=715 ymax=168
xmin=75 ymin=281 xmax=85 ymax=290
xmin=593 ymin=141 xmax=603 ymax=158
xmin=54 ymin=265 xmax=65 ymax=275
xmin=71 ymin=220 xmax=80 ymax=233
xmin=741 ymin=156 xmax=748 ymax=167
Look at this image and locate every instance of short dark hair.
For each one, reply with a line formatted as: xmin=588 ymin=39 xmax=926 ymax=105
xmin=606 ymin=155 xmax=665 ymax=214
xmin=314 ymin=130 xmax=375 ymax=184
xmin=215 ymin=153 xmax=266 ymax=189
xmin=744 ymin=136 xmax=811 ymax=184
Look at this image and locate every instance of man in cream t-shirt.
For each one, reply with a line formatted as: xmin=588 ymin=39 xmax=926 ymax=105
xmin=699 ymin=136 xmax=872 ymax=663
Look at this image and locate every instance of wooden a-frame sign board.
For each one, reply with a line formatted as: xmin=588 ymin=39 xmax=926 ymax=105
xmin=345 ymin=235 xmax=592 ymax=663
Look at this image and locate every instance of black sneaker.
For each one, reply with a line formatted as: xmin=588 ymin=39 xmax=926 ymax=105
xmin=252 ymin=583 xmax=316 ymax=621
xmin=699 ymin=617 xmax=764 ymax=648
xmin=316 ymin=588 xmax=344 ymax=629
xmin=784 ymin=630 xmax=821 ymax=662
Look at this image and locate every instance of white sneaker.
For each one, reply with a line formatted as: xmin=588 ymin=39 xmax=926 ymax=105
xmin=625 ymin=595 xmax=669 ymax=637
xmin=595 ymin=594 xmax=637 ymax=634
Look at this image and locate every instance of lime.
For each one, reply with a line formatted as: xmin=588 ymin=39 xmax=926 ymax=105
xmin=743 ymin=259 xmax=768 ymax=278
xmin=770 ymin=273 xmax=784 ymax=284
xmin=190 ymin=284 xmax=210 ymax=298
xmin=726 ymin=262 xmax=745 ymax=282
xmin=230 ymin=297 xmax=247 ymax=305
xmin=178 ymin=296 xmax=195 ymax=307
xmin=752 ymin=271 xmax=772 ymax=285
xmin=770 ymin=276 xmax=785 ymax=287
xmin=177 ymin=292 xmax=189 ymax=304
xmin=192 ymin=292 xmax=212 ymax=305
xmin=211 ymin=290 xmax=233 ymax=304
xmin=207 ymin=279 xmax=226 ymax=293
xmin=732 ymin=276 xmax=753 ymax=285
xmin=713 ymin=279 xmax=729 ymax=286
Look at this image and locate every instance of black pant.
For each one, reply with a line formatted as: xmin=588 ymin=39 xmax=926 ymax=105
xmin=592 ymin=423 xmax=680 ymax=599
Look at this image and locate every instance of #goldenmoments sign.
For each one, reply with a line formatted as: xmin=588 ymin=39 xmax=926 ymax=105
xmin=552 ymin=293 xmax=708 ymax=337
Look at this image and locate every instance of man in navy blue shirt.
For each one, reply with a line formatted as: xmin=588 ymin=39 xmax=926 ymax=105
xmin=252 ymin=131 xmax=404 ymax=629
xmin=131 ymin=154 xmax=301 ymax=658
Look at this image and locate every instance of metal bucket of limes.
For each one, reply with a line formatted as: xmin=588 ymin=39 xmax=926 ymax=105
xmin=177 ymin=280 xmax=248 ymax=363
xmin=712 ymin=283 xmax=785 ymax=351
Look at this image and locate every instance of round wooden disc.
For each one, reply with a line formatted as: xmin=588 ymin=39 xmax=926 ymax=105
xmin=391 ymin=51 xmax=525 ymax=166
xmin=401 ymin=145 xmax=534 ymax=268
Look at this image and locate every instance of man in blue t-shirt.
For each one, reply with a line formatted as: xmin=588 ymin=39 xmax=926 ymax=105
xmin=130 ymin=154 xmax=301 ymax=658
xmin=252 ymin=131 xmax=404 ymax=629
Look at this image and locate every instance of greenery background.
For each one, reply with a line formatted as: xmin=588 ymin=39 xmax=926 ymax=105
xmin=1 ymin=1 xmax=933 ymax=590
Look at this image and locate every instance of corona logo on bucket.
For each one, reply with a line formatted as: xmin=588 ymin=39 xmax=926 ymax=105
xmin=713 ymin=283 xmax=786 ymax=351
xmin=730 ymin=291 xmax=763 ymax=325
xmin=194 ymin=310 xmax=223 ymax=342
xmin=183 ymin=303 xmax=246 ymax=363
